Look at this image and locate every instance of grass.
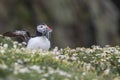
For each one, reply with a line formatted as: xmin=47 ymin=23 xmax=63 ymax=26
xmin=0 ymin=37 xmax=120 ymax=80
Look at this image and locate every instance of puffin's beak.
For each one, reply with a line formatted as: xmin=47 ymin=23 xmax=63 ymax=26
xmin=47 ymin=26 xmax=52 ymax=32
xmin=45 ymin=26 xmax=52 ymax=39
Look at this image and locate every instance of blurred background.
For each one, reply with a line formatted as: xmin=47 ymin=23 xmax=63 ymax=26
xmin=0 ymin=0 xmax=120 ymax=48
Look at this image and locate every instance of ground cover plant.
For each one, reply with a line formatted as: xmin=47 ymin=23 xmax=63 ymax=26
xmin=0 ymin=37 xmax=120 ymax=80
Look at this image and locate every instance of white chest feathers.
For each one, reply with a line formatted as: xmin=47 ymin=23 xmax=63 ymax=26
xmin=27 ymin=37 xmax=50 ymax=50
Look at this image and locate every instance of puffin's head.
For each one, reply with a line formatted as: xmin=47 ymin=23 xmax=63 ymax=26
xmin=36 ymin=24 xmax=52 ymax=38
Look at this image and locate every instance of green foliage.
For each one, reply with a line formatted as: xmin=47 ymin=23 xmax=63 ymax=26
xmin=0 ymin=37 xmax=120 ymax=80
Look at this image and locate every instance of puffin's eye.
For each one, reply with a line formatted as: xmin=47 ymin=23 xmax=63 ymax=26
xmin=40 ymin=26 xmax=43 ymax=28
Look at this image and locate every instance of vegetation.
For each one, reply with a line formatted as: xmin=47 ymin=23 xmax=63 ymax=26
xmin=0 ymin=37 xmax=120 ymax=80
xmin=0 ymin=0 xmax=120 ymax=48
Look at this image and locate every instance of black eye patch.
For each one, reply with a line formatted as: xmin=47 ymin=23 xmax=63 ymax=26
xmin=40 ymin=26 xmax=43 ymax=28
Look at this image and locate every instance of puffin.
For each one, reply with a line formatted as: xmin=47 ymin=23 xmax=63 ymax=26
xmin=3 ymin=24 xmax=52 ymax=50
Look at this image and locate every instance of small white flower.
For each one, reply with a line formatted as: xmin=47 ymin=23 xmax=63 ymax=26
xmin=83 ymin=56 xmax=87 ymax=59
xmin=75 ymin=76 xmax=79 ymax=80
xmin=13 ymin=44 xmax=17 ymax=48
xmin=73 ymin=54 xmax=78 ymax=57
xmin=43 ymin=73 xmax=49 ymax=77
xmin=29 ymin=65 xmax=40 ymax=70
xmin=13 ymin=41 xmax=18 ymax=45
xmin=70 ymin=56 xmax=77 ymax=61
xmin=103 ymin=68 xmax=110 ymax=75
xmin=85 ymin=48 xmax=94 ymax=53
xmin=118 ymin=59 xmax=120 ymax=63
xmin=14 ymin=62 xmax=24 ymax=74
xmin=58 ymin=55 xmax=66 ymax=59
xmin=0 ymin=50 xmax=5 ymax=54
xmin=86 ymin=64 xmax=91 ymax=71
xmin=21 ymin=47 xmax=26 ymax=51
xmin=5 ymin=37 xmax=11 ymax=40
xmin=101 ymin=52 xmax=107 ymax=57
xmin=19 ymin=67 xmax=30 ymax=73
xmin=29 ymin=65 xmax=43 ymax=73
xmin=55 ymin=56 xmax=59 ymax=60
xmin=52 ymin=46 xmax=60 ymax=55
xmin=0 ymin=64 xmax=8 ymax=69
xmin=18 ymin=43 xmax=22 ymax=46
xmin=3 ymin=43 xmax=8 ymax=48
xmin=31 ymin=49 xmax=37 ymax=54
xmin=53 ymin=46 xmax=58 ymax=52
xmin=17 ymin=59 xmax=24 ymax=64
xmin=92 ymin=45 xmax=102 ymax=50
xmin=22 ymin=42 xmax=27 ymax=45
xmin=82 ymin=72 xmax=86 ymax=76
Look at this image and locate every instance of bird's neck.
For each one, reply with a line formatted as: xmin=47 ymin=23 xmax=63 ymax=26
xmin=36 ymin=31 xmax=50 ymax=39
xmin=36 ymin=31 xmax=43 ymax=36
